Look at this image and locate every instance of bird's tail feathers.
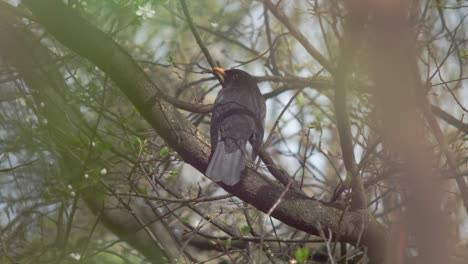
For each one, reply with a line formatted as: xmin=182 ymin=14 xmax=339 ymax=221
xmin=206 ymin=141 xmax=245 ymax=186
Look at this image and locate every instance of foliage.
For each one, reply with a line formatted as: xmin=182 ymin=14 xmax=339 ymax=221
xmin=1 ymin=0 xmax=468 ymax=263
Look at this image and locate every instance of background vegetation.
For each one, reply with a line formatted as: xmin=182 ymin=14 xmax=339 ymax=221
xmin=1 ymin=0 xmax=468 ymax=263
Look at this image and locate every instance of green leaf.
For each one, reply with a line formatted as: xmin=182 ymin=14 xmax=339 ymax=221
xmin=134 ymin=136 xmax=142 ymax=147
xmin=315 ymin=112 xmax=324 ymax=123
xmin=307 ymin=113 xmax=324 ymax=130
xmin=181 ymin=216 xmax=189 ymax=225
xmin=225 ymin=237 xmax=232 ymax=249
xmin=159 ymin=146 xmax=169 ymax=157
xmin=307 ymin=121 xmax=322 ymax=131
xmin=460 ymin=50 xmax=468 ymax=59
xmin=167 ymin=52 xmax=176 ymax=64
xmin=307 ymin=122 xmax=317 ymax=129
xmin=296 ymin=94 xmax=304 ymax=107
xmin=240 ymin=225 xmax=250 ymax=235
xmin=165 ymin=170 xmax=178 ymax=184
xmin=294 ymin=247 xmax=310 ymax=264
xmin=134 ymin=136 xmax=143 ymax=156
xmin=136 ymin=186 xmax=148 ymax=195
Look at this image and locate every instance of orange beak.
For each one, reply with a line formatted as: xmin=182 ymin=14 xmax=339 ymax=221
xmin=212 ymin=67 xmax=226 ymax=77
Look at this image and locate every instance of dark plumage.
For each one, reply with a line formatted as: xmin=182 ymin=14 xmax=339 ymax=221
xmin=206 ymin=67 xmax=266 ymax=185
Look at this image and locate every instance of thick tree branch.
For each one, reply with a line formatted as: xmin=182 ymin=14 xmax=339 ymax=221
xmin=333 ymin=2 xmax=368 ymax=210
xmin=23 ymin=0 xmax=387 ymax=262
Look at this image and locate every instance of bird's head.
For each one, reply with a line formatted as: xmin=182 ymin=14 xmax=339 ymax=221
xmin=212 ymin=67 xmax=256 ymax=89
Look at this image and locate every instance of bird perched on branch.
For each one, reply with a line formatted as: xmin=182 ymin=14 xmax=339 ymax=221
xmin=206 ymin=67 xmax=266 ymax=186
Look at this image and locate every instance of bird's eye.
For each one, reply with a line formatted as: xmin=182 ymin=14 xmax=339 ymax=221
xmin=233 ymin=74 xmax=239 ymax=80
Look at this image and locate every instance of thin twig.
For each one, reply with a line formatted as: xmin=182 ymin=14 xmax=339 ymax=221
xmin=264 ymin=0 xmax=334 ymax=74
xmin=179 ymin=0 xmax=218 ymax=70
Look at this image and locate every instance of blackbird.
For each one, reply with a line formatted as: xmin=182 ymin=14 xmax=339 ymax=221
xmin=206 ymin=67 xmax=266 ymax=186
